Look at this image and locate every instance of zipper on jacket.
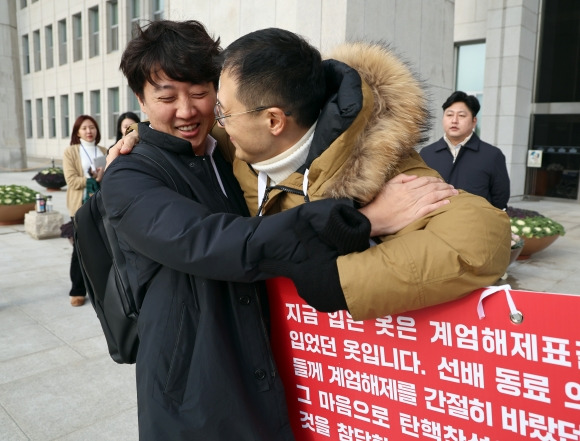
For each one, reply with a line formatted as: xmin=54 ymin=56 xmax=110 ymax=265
xmin=257 ymin=185 xmax=309 ymax=216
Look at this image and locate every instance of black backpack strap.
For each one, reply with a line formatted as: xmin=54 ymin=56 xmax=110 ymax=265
xmin=131 ymin=144 xmax=190 ymax=196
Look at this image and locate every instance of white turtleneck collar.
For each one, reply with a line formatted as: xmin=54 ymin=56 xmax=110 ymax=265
xmin=80 ymin=138 xmax=96 ymax=148
xmin=252 ymin=122 xmax=317 ymax=186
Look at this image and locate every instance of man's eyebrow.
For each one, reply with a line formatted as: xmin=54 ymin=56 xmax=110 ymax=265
xmin=152 ymin=83 xmax=175 ymax=91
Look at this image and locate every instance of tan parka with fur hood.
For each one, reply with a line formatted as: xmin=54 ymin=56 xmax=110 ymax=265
xmin=219 ymin=42 xmax=511 ymax=321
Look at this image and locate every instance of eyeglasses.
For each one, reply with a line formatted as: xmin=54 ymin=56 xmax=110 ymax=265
xmin=214 ymin=99 xmax=291 ymax=127
xmin=214 ymin=101 xmax=269 ymax=127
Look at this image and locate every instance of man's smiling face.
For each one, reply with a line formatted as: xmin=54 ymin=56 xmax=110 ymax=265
xmin=138 ymin=70 xmax=216 ymax=155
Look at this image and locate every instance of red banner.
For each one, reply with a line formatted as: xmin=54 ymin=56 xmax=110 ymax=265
xmin=267 ymin=278 xmax=580 ymax=441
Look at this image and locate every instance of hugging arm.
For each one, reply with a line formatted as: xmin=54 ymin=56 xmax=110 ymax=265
xmin=102 ymin=156 xmax=370 ymax=284
xmin=338 ymin=193 xmax=511 ymax=320
xmin=108 ymin=128 xmax=458 ymax=238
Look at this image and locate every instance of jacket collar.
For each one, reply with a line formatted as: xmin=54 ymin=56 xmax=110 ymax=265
xmin=139 ymin=122 xmax=204 ymax=158
xmin=462 ymin=132 xmax=480 ymax=151
xmin=437 ymin=132 xmax=480 ymax=152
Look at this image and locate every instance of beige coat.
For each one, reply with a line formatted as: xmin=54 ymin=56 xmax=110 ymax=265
xmin=218 ymin=42 xmax=511 ymax=321
xmin=63 ymin=144 xmax=107 ymax=216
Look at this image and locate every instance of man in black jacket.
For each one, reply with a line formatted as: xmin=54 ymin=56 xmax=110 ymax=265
xmin=420 ymin=91 xmax=511 ymax=209
xmin=102 ymin=20 xmax=374 ymax=441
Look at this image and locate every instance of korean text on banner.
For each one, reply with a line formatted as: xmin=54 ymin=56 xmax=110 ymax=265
xmin=267 ymin=278 xmax=580 ymax=441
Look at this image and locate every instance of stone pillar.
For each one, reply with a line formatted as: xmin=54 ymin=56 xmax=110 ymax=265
xmin=480 ymin=0 xmax=541 ymax=198
xmin=0 ymin=0 xmax=26 ymax=170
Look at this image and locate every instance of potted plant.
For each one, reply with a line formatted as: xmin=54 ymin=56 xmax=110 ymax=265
xmin=0 ymin=185 xmax=37 ymax=225
xmin=506 ymin=206 xmax=566 ymax=259
xmin=32 ymin=160 xmax=67 ymax=191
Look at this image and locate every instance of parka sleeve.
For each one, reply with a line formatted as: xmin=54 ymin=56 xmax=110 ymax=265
xmin=337 ymin=192 xmax=511 ymax=321
xmin=101 ymin=157 xmax=359 ymax=283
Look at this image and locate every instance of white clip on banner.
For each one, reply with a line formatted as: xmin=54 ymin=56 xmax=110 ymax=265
xmin=477 ymin=284 xmax=523 ymax=324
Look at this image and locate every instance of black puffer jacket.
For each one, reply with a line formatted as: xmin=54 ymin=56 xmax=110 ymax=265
xmin=101 ymin=124 xmax=361 ymax=440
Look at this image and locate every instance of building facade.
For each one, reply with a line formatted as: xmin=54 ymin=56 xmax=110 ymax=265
xmin=455 ymin=0 xmax=580 ymax=201
xmin=4 ymin=0 xmax=580 ymax=202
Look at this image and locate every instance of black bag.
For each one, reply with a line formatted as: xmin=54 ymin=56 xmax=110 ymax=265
xmin=74 ymin=145 xmax=188 ymax=364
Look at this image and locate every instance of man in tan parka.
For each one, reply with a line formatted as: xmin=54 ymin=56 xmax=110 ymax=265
xmin=115 ymin=28 xmax=510 ymax=321
xmin=214 ymin=28 xmax=511 ymax=321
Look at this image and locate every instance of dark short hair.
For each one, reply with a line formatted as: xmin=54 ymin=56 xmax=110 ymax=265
xmin=442 ymin=91 xmax=481 ymax=117
xmin=120 ymin=20 xmax=222 ymax=99
xmin=115 ymin=111 xmax=141 ymax=142
xmin=222 ymin=28 xmax=326 ymax=128
xmin=70 ymin=115 xmax=101 ymax=145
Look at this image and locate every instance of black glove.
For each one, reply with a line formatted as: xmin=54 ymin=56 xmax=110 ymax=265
xmin=260 ymin=258 xmax=346 ymax=312
xmin=318 ymin=203 xmax=371 ymax=255
xmin=259 ymin=203 xmax=370 ymax=312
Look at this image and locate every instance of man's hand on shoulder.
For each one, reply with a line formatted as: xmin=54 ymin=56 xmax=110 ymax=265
xmin=106 ymin=127 xmax=140 ymax=169
xmin=360 ymin=174 xmax=458 ymax=236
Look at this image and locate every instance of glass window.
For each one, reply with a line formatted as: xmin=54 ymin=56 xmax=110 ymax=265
xmin=45 ymin=25 xmax=54 ymax=69
xmin=91 ymin=90 xmax=101 ymax=127
xmin=73 ymin=13 xmax=82 ymax=62
xmin=20 ymin=0 xmax=27 ymax=8
xmin=455 ymin=42 xmax=485 ymax=134
xmin=58 ymin=19 xmax=67 ymax=65
xmin=152 ymin=0 xmax=164 ymax=21
xmin=75 ymin=92 xmax=84 ymax=116
xmin=36 ymin=98 xmax=44 ymax=138
xmin=536 ymin=0 xmax=580 ymax=103
xmin=456 ymin=43 xmax=485 ymax=95
xmin=25 ymin=100 xmax=32 ymax=138
xmin=48 ymin=97 xmax=56 ymax=138
xmin=60 ymin=94 xmax=69 ymax=138
xmin=33 ymin=30 xmax=41 ymax=72
xmin=130 ymin=0 xmax=141 ymax=38
xmin=107 ymin=1 xmax=119 ymax=53
xmin=22 ymin=34 xmax=30 ymax=74
xmin=89 ymin=6 xmax=99 ymax=58
xmin=108 ymin=87 xmax=120 ymax=138
xmin=528 ymin=114 xmax=580 ymax=199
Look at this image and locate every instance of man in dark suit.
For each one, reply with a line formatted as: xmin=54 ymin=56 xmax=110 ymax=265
xmin=420 ymin=91 xmax=510 ymax=209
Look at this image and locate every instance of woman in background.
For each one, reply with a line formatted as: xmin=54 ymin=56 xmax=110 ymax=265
xmin=63 ymin=115 xmax=106 ymax=306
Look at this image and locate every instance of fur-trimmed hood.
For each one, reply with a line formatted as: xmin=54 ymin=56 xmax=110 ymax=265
xmin=321 ymin=42 xmax=431 ymax=205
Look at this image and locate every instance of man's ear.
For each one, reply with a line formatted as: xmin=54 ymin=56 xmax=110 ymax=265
xmin=267 ymin=107 xmax=288 ymax=136
xmin=136 ymin=94 xmax=146 ymax=113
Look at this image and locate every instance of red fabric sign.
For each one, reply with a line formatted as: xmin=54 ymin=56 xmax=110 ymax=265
xmin=267 ymin=278 xmax=580 ymax=441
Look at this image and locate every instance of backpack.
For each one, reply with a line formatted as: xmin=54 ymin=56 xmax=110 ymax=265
xmin=74 ymin=145 xmax=189 ymax=364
